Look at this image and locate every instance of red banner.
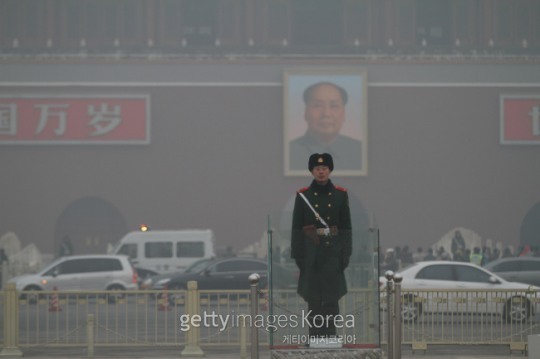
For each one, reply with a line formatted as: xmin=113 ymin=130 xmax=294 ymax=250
xmin=0 ymin=95 xmax=150 ymax=144
xmin=500 ymin=95 xmax=540 ymax=145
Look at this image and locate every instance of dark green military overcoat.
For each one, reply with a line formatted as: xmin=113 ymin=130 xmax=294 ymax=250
xmin=291 ymin=179 xmax=352 ymax=303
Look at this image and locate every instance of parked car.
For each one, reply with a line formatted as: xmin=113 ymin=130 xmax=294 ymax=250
xmin=142 ymin=257 xmax=216 ymax=289
xmin=149 ymin=257 xmax=297 ymax=303
xmin=380 ymin=261 xmax=538 ymax=323
xmin=484 ymin=257 xmax=540 ymax=287
xmin=9 ymin=254 xmax=138 ymax=302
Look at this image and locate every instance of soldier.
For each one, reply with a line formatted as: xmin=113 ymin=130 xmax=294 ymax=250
xmin=291 ymin=153 xmax=352 ymax=339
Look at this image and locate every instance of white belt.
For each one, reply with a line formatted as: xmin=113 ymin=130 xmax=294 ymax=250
xmin=298 ymin=192 xmax=330 ymax=236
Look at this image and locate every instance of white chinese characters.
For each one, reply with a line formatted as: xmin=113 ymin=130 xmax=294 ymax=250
xmin=0 ymin=104 xmax=17 ymax=135
xmin=529 ymin=105 xmax=540 ymax=136
xmin=1 ymin=102 xmax=123 ymax=137
xmin=88 ymin=104 xmax=122 ymax=136
xmin=35 ymin=104 xmax=69 ymax=135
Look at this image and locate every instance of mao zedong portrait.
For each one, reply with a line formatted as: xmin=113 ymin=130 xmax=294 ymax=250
xmin=289 ymin=82 xmax=362 ymax=171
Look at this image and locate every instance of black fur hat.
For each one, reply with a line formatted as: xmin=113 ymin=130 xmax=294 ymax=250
xmin=308 ymin=153 xmax=334 ymax=172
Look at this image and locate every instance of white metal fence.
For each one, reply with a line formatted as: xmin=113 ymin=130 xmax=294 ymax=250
xmin=380 ymin=287 xmax=540 ymax=353
xmin=1 ymin=282 xmax=539 ymax=355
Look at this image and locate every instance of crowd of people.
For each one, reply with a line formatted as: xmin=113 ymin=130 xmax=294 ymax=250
xmin=380 ymin=238 xmax=540 ymax=273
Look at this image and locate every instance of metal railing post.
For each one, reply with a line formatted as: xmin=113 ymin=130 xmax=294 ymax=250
xmin=249 ymin=273 xmax=260 ymax=359
xmin=393 ymin=274 xmax=403 ymax=359
xmin=181 ymin=281 xmax=204 ymax=357
xmin=385 ymin=271 xmax=395 ymax=359
xmin=240 ymin=315 xmax=248 ymax=359
xmin=0 ymin=283 xmax=23 ymax=357
xmin=87 ymin=314 xmax=95 ymax=358
xmin=267 ymin=226 xmax=274 ymax=348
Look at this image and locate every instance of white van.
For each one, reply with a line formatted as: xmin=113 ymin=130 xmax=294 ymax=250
xmin=110 ymin=230 xmax=215 ymax=274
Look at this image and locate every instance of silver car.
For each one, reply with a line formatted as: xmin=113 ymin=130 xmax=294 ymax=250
xmin=9 ymin=254 xmax=138 ymax=302
xmin=484 ymin=257 xmax=540 ymax=287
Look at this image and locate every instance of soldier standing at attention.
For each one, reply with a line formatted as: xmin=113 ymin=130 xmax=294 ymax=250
xmin=291 ymin=153 xmax=352 ymax=338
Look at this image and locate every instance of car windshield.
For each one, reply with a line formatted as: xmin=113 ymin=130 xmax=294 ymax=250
xmin=38 ymin=257 xmax=63 ymax=275
xmin=185 ymin=258 xmax=214 ymax=273
xmin=109 ymin=240 xmax=122 ymax=254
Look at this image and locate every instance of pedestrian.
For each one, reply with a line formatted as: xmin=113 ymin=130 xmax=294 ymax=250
xmin=437 ymin=246 xmax=451 ymax=260
xmin=382 ymin=248 xmax=399 ymax=272
xmin=290 ymin=153 xmax=352 ymax=339
xmin=0 ymin=248 xmax=8 ymax=264
xmin=492 ymin=247 xmax=501 ymax=261
xmin=412 ymin=246 xmax=424 ymax=263
xmin=423 ymin=248 xmax=436 ymax=261
xmin=452 ymin=248 xmax=467 ymax=262
xmin=58 ymin=235 xmax=74 ymax=257
xmin=470 ymin=247 xmax=483 ymax=266
xmin=400 ymin=245 xmax=413 ymax=266
xmin=451 ymin=230 xmax=466 ymax=259
xmin=0 ymin=248 xmax=8 ymax=289
xmin=481 ymin=246 xmax=492 ymax=265
xmin=502 ymin=247 xmax=513 ymax=258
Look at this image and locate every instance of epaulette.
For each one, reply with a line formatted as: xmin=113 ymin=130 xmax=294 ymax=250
xmin=335 ymin=185 xmax=348 ymax=192
xmin=297 ymin=187 xmax=309 ymax=193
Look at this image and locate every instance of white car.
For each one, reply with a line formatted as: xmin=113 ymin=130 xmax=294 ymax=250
xmin=9 ymin=254 xmax=138 ymax=302
xmin=380 ymin=261 xmax=538 ymax=323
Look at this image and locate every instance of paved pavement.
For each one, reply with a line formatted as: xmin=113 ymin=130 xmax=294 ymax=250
xmin=12 ymin=344 xmax=530 ymax=358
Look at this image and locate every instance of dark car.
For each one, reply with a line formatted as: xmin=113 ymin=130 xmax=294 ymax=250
xmin=143 ymin=257 xmax=216 ymax=290
xmin=149 ymin=257 xmax=297 ymax=294
xmin=484 ymin=257 xmax=540 ymax=287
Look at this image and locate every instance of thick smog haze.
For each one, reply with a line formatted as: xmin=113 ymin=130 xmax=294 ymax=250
xmin=0 ymin=1 xmax=539 ymax=262
xmin=2 ymin=62 xmax=539 ymax=259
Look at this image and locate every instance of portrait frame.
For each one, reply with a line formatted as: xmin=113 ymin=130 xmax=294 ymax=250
xmin=283 ymin=68 xmax=368 ymax=176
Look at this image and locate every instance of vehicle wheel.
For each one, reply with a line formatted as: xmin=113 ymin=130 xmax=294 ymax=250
xmin=167 ymin=284 xmax=186 ymax=305
xmin=21 ymin=285 xmax=42 ymax=304
xmin=107 ymin=284 xmax=126 ymax=303
xmin=401 ymin=294 xmax=422 ymax=323
xmin=504 ymin=296 xmax=531 ymax=323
